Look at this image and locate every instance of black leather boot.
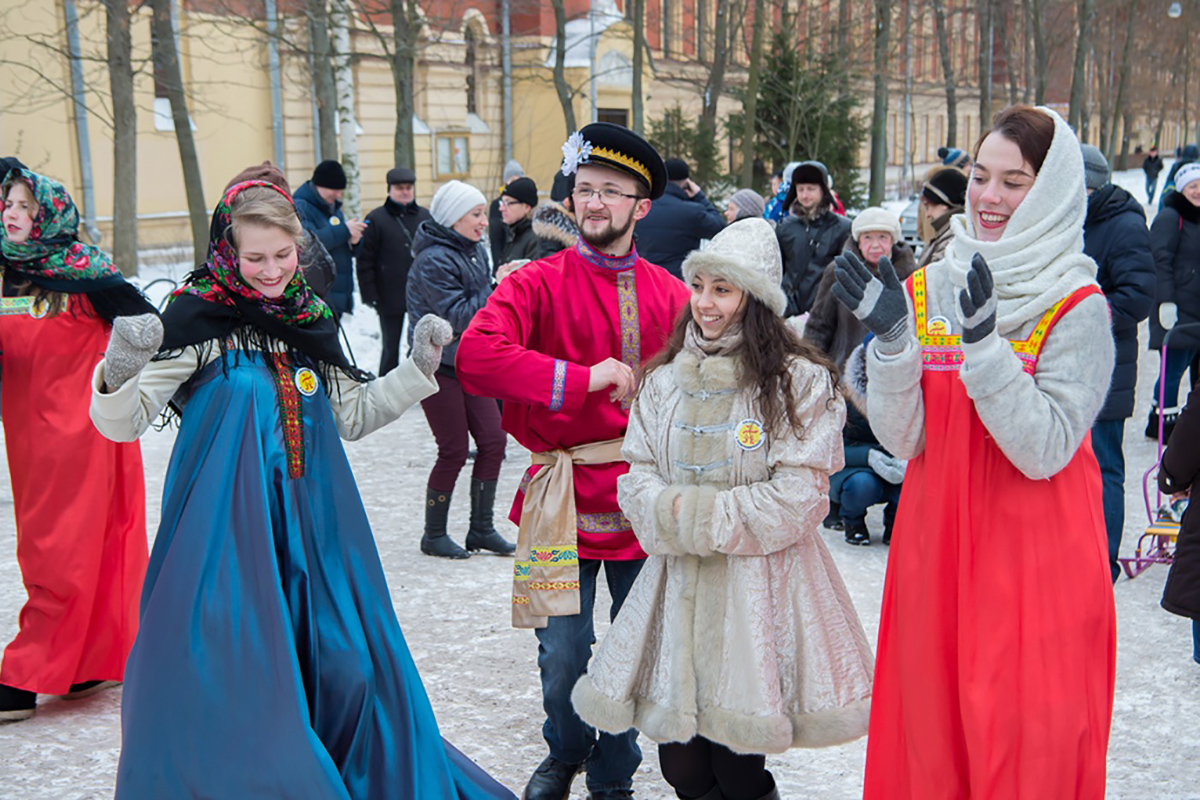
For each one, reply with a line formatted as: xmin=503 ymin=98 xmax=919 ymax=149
xmin=465 ymin=479 xmax=516 ymax=555
xmin=522 ymin=755 xmax=583 ymax=800
xmin=844 ymin=518 xmax=871 ymax=546
xmin=882 ymin=503 xmax=897 ymax=546
xmin=421 ymin=488 xmax=470 ymax=559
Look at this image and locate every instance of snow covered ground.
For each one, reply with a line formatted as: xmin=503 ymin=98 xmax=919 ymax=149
xmin=2 ymin=165 xmax=1199 ymax=798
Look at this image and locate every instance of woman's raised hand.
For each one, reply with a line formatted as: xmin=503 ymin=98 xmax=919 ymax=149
xmin=958 ymin=253 xmax=998 ymax=344
xmin=831 ymin=251 xmax=910 ymax=345
xmin=411 ymin=314 xmax=454 ymax=377
xmin=103 ymin=313 xmax=163 ymax=393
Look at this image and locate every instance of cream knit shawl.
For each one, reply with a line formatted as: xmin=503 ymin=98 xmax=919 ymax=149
xmin=944 ymin=106 xmax=1099 ymax=335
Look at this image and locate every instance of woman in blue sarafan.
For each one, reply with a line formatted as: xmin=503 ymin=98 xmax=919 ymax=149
xmin=88 ymin=180 xmax=515 ymax=799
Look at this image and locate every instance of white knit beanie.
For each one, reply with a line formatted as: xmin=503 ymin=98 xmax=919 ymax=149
xmin=429 ymin=180 xmax=487 ymax=228
xmin=851 ymin=207 xmax=902 ymax=243
xmin=681 ymin=218 xmax=787 ymax=316
xmin=1176 ymin=163 xmax=1200 ymax=194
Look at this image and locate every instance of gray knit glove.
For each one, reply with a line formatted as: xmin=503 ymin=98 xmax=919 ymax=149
xmin=411 ymin=314 xmax=454 ymax=377
xmin=104 ymin=313 xmax=163 ymax=391
xmin=831 ymin=252 xmax=910 ymax=350
xmin=868 ymin=449 xmax=907 ymax=484
xmin=958 ymin=253 xmax=998 ymax=344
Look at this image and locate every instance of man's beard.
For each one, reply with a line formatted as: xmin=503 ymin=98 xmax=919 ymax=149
xmin=579 ymin=207 xmax=635 ymax=251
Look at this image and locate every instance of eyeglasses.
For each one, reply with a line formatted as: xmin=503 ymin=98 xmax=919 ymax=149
xmin=572 ymin=187 xmax=643 ymax=204
xmin=498 ymin=198 xmax=525 ymax=208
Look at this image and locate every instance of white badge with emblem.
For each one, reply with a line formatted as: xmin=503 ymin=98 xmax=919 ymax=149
xmin=29 ymin=297 xmax=51 ymax=319
xmin=927 ymin=315 xmax=952 ymax=336
xmin=330 ymin=216 xmax=341 ymax=226
xmin=735 ymin=419 xmax=765 ymax=451
xmin=294 ymin=367 xmax=320 ymax=397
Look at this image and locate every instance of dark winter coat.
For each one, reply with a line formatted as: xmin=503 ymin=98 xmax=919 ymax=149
xmin=915 ymin=206 xmax=962 ymax=271
xmin=293 ymin=180 xmax=354 ymax=316
xmin=777 ymin=205 xmax=852 ymax=316
xmin=1149 ymin=191 xmax=1200 ymax=351
xmin=300 ymin=231 xmax=336 ymax=300
xmin=406 ymin=220 xmax=492 ymax=370
xmin=356 ymin=197 xmax=430 ymax=315
xmin=635 ymin=182 xmax=726 ymax=278
xmin=1160 ymin=382 xmax=1200 ymax=620
xmin=531 ymin=200 xmax=580 ymax=258
xmin=804 ymin=237 xmax=917 ymax=371
xmin=488 ymin=194 xmax=506 ymax=266
xmin=1159 ymin=144 xmax=1199 ymax=209
xmin=500 ymin=215 xmax=542 ymax=265
xmin=1083 ymin=184 xmax=1155 ymax=420
xmin=1143 ymin=153 xmax=1165 ymax=180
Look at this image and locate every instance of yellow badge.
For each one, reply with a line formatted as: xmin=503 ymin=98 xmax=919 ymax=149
xmin=927 ymin=315 xmax=951 ymax=336
xmin=294 ymin=367 xmax=319 ymax=397
xmin=29 ymin=297 xmax=50 ymax=319
xmin=735 ymin=419 xmax=765 ymax=451
xmin=330 ymin=216 xmax=341 ymax=226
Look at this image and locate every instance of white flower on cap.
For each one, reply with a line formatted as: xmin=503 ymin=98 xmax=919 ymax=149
xmin=560 ymin=132 xmax=594 ymax=177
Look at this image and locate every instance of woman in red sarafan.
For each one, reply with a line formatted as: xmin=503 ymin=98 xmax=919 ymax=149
xmin=832 ymin=105 xmax=1116 ymax=799
xmin=0 ymin=166 xmax=152 ymax=721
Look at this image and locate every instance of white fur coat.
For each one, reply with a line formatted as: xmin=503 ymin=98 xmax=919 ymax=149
xmin=571 ymin=336 xmax=874 ymax=755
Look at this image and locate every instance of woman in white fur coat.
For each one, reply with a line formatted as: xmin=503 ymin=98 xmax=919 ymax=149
xmin=833 ymin=105 xmax=1116 ymax=799
xmin=572 ymin=218 xmax=874 ymax=800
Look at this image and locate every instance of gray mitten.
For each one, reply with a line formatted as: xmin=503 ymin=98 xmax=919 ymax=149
xmin=411 ymin=314 xmax=454 ymax=377
xmin=958 ymin=253 xmax=998 ymax=344
xmin=104 ymin=313 xmax=164 ymax=391
xmin=868 ymin=449 xmax=907 ymax=484
xmin=831 ymin=252 xmax=911 ymax=350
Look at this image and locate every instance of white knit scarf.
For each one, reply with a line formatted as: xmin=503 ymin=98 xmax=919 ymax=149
xmin=944 ymin=106 xmax=1099 ymax=336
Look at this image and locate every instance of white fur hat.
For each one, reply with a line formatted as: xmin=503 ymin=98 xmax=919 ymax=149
xmin=429 ymin=180 xmax=487 ymax=228
xmin=681 ymin=218 xmax=787 ymax=316
xmin=851 ymin=207 xmax=902 ymax=242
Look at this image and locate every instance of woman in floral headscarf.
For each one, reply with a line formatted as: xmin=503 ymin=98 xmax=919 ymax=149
xmin=0 ymin=168 xmax=155 ymax=722
xmin=89 ymin=181 xmax=515 ymax=799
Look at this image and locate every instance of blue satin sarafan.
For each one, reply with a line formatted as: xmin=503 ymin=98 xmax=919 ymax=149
xmin=115 ymin=353 xmax=514 ymax=799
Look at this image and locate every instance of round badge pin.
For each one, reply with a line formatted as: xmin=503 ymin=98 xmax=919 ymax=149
xmin=927 ymin=315 xmax=952 ymax=336
xmin=330 ymin=216 xmax=341 ymax=226
xmin=294 ymin=367 xmax=320 ymax=397
xmin=735 ymin=419 xmax=765 ymax=451
xmin=29 ymin=298 xmax=50 ymax=319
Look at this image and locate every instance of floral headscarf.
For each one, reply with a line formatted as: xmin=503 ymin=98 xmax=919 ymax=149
xmin=0 ymin=168 xmax=125 ymax=290
xmin=171 ymin=180 xmax=330 ymax=328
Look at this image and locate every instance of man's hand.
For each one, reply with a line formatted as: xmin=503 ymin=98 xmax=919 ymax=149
xmin=684 ymin=178 xmax=701 ymax=198
xmin=588 ymin=357 xmax=636 ymax=403
xmin=346 ymin=219 xmax=368 ymax=246
xmin=495 ymin=259 xmax=531 ymax=282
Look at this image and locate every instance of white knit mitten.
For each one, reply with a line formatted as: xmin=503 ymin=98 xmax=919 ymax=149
xmin=104 ymin=313 xmax=163 ymax=391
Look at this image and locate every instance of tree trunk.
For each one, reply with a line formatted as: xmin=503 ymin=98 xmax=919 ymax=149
xmin=836 ymin=0 xmax=851 ymax=58
xmin=1031 ymin=0 xmax=1047 ymax=104
xmin=931 ymin=0 xmax=956 ymax=147
xmin=869 ymin=0 xmax=890 ymax=205
xmin=308 ymin=0 xmax=338 ymax=162
xmin=550 ymin=0 xmax=577 ymax=135
xmin=1068 ymin=0 xmax=1094 ymax=130
xmin=330 ymin=0 xmax=360 ymax=219
xmin=740 ymin=0 xmax=766 ymax=185
xmin=977 ymin=0 xmax=992 ymax=126
xmin=1104 ymin=0 xmax=1137 ymax=165
xmin=1119 ymin=109 xmax=1133 ymax=170
xmin=997 ymin=0 xmax=1018 ymax=104
xmin=391 ymin=0 xmax=416 ymax=168
xmin=632 ymin=0 xmax=645 ymax=134
xmin=1022 ymin=0 xmax=1032 ymax=103
xmin=151 ymin=0 xmax=207 ymax=261
xmin=104 ymin=0 xmax=137 ymax=276
xmin=697 ymin=0 xmax=730 ymax=184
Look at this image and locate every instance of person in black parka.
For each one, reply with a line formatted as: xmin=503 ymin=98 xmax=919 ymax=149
xmin=293 ymin=160 xmax=365 ymax=317
xmin=1159 ymin=380 xmax=1200 ymax=665
xmin=634 ymin=158 xmax=726 ymax=278
xmin=1148 ymin=163 xmax=1200 ymax=440
xmin=1144 ymin=145 xmax=1165 ymax=204
xmin=357 ymin=167 xmax=431 ymax=375
xmin=1080 ymin=145 xmax=1155 ymax=583
xmin=775 ymin=161 xmax=852 ymax=317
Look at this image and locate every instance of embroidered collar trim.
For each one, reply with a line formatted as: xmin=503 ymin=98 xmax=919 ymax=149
xmin=575 ymin=239 xmax=638 ymax=271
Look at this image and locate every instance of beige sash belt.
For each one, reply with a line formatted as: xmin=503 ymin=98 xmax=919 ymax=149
xmin=511 ymin=437 xmax=625 ymax=629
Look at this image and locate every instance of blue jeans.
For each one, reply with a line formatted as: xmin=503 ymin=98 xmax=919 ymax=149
xmin=1152 ymin=348 xmax=1197 ymax=410
xmin=839 ymin=470 xmax=902 ymax=522
xmin=534 ymin=557 xmax=643 ymax=792
xmin=1147 ymin=174 xmax=1159 ymax=204
xmin=1091 ymin=419 xmax=1126 ymax=583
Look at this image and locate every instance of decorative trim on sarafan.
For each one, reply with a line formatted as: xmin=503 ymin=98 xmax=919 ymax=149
xmin=575 ymin=239 xmax=639 ymax=271
xmin=911 ymin=268 xmax=1069 ymax=376
xmin=549 ymin=359 xmax=568 ymax=411
xmin=617 ymin=269 xmax=640 ymax=410
xmin=0 ymin=297 xmax=35 ymax=316
xmin=269 ymin=352 xmax=306 ymax=478
xmin=578 ymin=511 xmax=632 ymax=533
xmin=528 ymin=580 xmax=582 ymax=592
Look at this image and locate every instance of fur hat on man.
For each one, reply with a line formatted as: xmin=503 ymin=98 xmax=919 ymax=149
xmin=851 ymin=207 xmax=902 ymax=243
xmin=311 ymin=159 xmax=346 ymax=190
xmin=429 ymin=180 xmax=487 ymax=228
xmin=681 ymin=218 xmax=787 ymax=316
xmin=1175 ymin=162 xmax=1200 ymax=194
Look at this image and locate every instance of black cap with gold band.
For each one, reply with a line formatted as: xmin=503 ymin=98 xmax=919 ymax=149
xmin=559 ymin=122 xmax=668 ymax=200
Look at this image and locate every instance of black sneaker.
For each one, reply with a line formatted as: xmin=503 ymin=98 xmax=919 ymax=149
xmin=0 ymin=683 xmax=36 ymax=722
xmin=62 ymin=680 xmax=121 ymax=700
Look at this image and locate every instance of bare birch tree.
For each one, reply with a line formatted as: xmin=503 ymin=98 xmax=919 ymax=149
xmin=329 ymin=0 xmax=360 ymax=218
xmin=931 ymin=0 xmax=957 ymax=147
xmin=870 ymin=0 xmax=890 ymax=205
xmin=103 ymin=0 xmax=137 ymax=275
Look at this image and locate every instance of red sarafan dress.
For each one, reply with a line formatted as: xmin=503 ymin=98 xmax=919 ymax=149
xmin=863 ymin=271 xmax=1116 ymax=800
xmin=0 ymin=292 xmax=147 ymax=694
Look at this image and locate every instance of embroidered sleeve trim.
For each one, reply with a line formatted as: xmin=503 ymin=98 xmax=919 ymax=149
xmin=549 ymin=359 xmax=568 ymax=411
